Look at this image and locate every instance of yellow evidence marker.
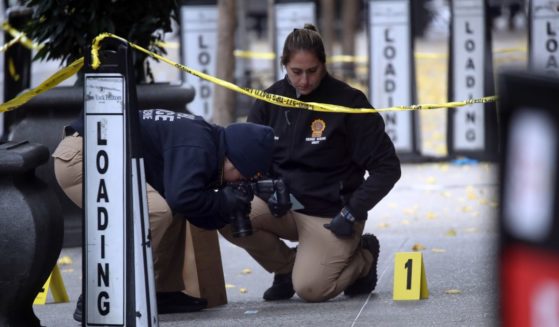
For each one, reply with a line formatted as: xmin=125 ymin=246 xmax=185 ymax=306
xmin=393 ymin=252 xmax=429 ymax=300
xmin=33 ymin=265 xmax=69 ymax=305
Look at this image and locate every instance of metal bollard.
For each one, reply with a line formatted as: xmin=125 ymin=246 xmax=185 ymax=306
xmin=0 ymin=141 xmax=63 ymax=327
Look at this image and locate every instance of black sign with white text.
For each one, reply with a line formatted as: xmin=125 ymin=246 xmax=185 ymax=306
xmin=84 ymin=74 xmax=127 ymax=326
xmin=83 ymin=42 xmax=157 ymax=326
xmin=529 ymin=0 xmax=559 ymax=74
xmin=368 ymin=0 xmax=419 ymax=157
xmin=448 ymin=0 xmax=498 ymax=160
xmin=498 ymin=71 xmax=559 ymax=326
xmin=180 ymin=1 xmax=218 ymax=120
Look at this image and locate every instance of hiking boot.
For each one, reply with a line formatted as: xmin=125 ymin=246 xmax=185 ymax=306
xmin=344 ymin=233 xmax=380 ymax=296
xmin=263 ymin=273 xmax=295 ymax=301
xmin=73 ymin=294 xmax=83 ymax=322
xmin=156 ymin=291 xmax=208 ymax=314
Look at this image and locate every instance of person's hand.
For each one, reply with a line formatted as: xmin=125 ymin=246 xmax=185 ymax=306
xmin=267 ymin=195 xmax=292 ymax=217
xmin=222 ymin=184 xmax=253 ymax=218
xmin=323 ymin=207 xmax=355 ymax=237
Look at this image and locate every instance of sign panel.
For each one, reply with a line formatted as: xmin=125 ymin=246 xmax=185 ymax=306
xmin=503 ymin=109 xmax=557 ymax=242
xmin=274 ymin=1 xmax=316 ymax=79
xmin=84 ymin=74 xmax=126 ymax=326
xmin=529 ymin=0 xmax=559 ymax=74
xmin=451 ymin=0 xmax=485 ymax=151
xmin=498 ymin=71 xmax=559 ymax=327
xmin=180 ymin=5 xmax=218 ymax=120
xmin=369 ymin=0 xmax=414 ymax=152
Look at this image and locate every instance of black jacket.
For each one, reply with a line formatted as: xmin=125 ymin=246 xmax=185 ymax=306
xmin=248 ymin=74 xmax=401 ymax=220
xmin=72 ymin=109 xmax=229 ymax=229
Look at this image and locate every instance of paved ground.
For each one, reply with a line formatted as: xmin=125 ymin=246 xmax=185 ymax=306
xmin=33 ymin=161 xmax=499 ymax=326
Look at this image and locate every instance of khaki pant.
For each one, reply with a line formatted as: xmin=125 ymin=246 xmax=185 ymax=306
xmin=52 ymin=134 xmax=185 ymax=292
xmin=220 ymin=197 xmax=373 ymax=302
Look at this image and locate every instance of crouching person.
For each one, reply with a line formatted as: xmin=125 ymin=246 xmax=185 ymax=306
xmin=219 ymin=25 xmax=401 ymax=303
xmin=52 ymin=109 xmax=274 ymax=320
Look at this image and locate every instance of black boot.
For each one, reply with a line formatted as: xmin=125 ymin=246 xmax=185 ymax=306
xmin=73 ymin=292 xmax=207 ymax=318
xmin=344 ymin=233 xmax=380 ymax=296
xmin=156 ymin=291 xmax=208 ymax=314
xmin=263 ymin=273 xmax=295 ymax=301
xmin=73 ymin=294 xmax=83 ymax=322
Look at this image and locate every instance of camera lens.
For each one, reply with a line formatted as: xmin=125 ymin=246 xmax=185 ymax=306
xmin=275 ymin=179 xmax=289 ymax=205
xmin=232 ymin=211 xmax=253 ymax=237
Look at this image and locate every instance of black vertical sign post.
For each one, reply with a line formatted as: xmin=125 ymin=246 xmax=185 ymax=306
xmin=498 ymin=71 xmax=559 ymax=327
xmin=2 ymin=7 xmax=32 ymax=140
xmin=447 ymin=0 xmax=498 ymax=161
xmin=368 ymin=0 xmax=421 ymax=161
xmin=273 ymin=0 xmax=317 ymax=80
xmin=180 ymin=0 xmax=218 ymax=121
xmin=83 ymin=39 xmax=157 ymax=326
xmin=3 ymin=7 xmax=32 ymax=102
xmin=528 ymin=0 xmax=559 ymax=74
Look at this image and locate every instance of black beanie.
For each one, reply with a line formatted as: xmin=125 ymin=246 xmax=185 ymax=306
xmin=224 ymin=123 xmax=275 ymax=178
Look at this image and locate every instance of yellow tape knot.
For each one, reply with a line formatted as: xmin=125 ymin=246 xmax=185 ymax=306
xmin=91 ymin=33 xmax=112 ymax=70
xmin=90 ymin=33 xmax=128 ymax=70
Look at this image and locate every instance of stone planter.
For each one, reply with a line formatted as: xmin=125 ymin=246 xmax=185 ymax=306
xmin=0 ymin=141 xmax=63 ymax=326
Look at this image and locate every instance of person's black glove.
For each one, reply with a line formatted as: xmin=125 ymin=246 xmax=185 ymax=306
xmin=267 ymin=194 xmax=292 ymax=217
xmin=222 ymin=184 xmax=254 ymax=220
xmin=267 ymin=178 xmax=292 ymax=217
xmin=323 ymin=207 xmax=355 ymax=237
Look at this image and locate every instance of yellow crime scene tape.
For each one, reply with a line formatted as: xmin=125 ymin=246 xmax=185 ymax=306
xmin=234 ymin=49 xmax=276 ymax=60
xmin=0 ymin=34 xmax=23 ymax=53
xmin=91 ymin=33 xmax=498 ymax=114
xmin=231 ymin=47 xmax=526 ymax=62
xmin=0 ymin=57 xmax=83 ymax=113
xmin=0 ymin=29 xmax=498 ymax=114
xmin=2 ymin=22 xmax=43 ymax=50
xmin=152 ymin=40 xmax=526 ymax=62
xmin=236 ymin=48 xmax=524 ymax=62
xmin=8 ymin=57 xmax=20 ymax=81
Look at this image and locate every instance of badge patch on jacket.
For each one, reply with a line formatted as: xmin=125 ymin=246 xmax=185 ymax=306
xmin=306 ymin=119 xmax=327 ymax=145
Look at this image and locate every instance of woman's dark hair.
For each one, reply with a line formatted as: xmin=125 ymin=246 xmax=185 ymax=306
xmin=280 ymin=23 xmax=326 ymax=67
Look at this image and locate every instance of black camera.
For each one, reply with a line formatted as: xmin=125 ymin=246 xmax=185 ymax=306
xmin=229 ymin=178 xmax=292 ymax=237
xmin=229 ymin=183 xmax=254 ymax=238
xmin=250 ymin=178 xmax=288 ymax=202
xmin=251 ymin=179 xmax=291 ymax=217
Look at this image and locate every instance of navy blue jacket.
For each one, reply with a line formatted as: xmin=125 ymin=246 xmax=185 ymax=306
xmin=72 ymin=109 xmax=229 ymax=229
xmin=248 ymin=74 xmax=401 ymax=220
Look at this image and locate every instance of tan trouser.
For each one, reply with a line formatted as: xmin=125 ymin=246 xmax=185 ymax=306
xmin=220 ymin=197 xmax=373 ymax=302
xmin=52 ymin=134 xmax=185 ymax=292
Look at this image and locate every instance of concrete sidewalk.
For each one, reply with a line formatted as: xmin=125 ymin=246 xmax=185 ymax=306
xmin=33 ymin=161 xmax=499 ymax=326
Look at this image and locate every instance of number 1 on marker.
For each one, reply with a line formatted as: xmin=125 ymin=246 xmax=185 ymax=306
xmin=393 ymin=252 xmax=429 ymax=300
xmin=404 ymin=258 xmax=412 ymax=289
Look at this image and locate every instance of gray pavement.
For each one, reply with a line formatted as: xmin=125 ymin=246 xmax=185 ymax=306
xmin=33 ymin=161 xmax=499 ymax=327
